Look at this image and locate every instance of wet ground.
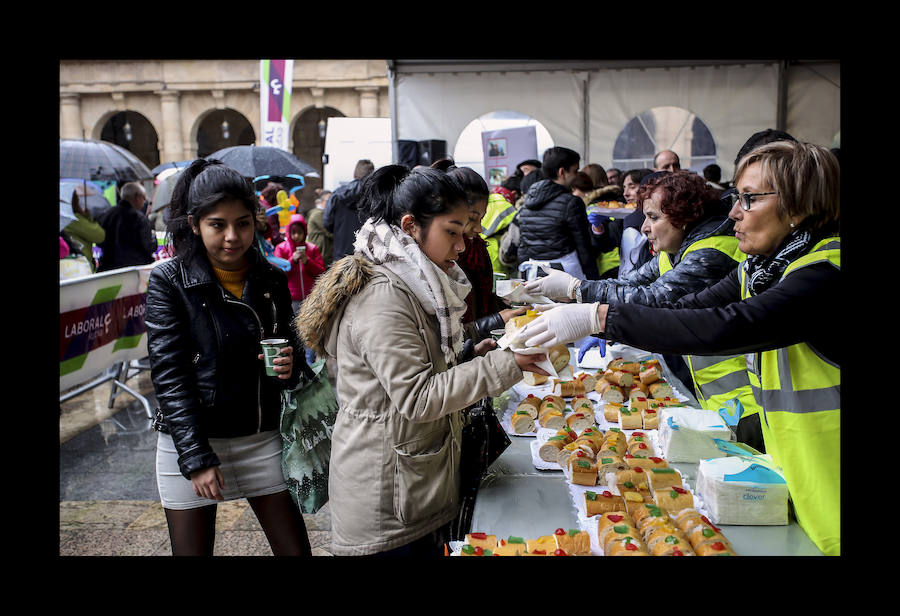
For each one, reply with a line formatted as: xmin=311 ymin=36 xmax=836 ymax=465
xmin=58 ymin=364 xmax=333 ymax=556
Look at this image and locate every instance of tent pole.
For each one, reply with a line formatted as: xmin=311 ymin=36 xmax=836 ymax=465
xmin=776 ymin=60 xmax=788 ymax=132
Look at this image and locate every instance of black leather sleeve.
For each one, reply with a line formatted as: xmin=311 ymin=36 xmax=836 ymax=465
xmin=145 ymin=264 xmax=221 ymax=479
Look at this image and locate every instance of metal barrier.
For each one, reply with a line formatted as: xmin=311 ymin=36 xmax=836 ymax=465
xmin=60 ymin=262 xmax=165 ymax=419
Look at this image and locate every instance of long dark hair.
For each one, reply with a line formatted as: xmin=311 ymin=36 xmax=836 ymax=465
xmin=166 ymin=159 xmax=258 ymax=266
xmin=358 ymin=164 xmax=468 ymax=230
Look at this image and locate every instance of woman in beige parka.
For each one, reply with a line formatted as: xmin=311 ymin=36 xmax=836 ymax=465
xmin=297 ymin=165 xmax=547 ymax=556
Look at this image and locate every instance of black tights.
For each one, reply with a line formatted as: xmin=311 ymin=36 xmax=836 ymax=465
xmin=164 ymin=490 xmax=312 ymax=556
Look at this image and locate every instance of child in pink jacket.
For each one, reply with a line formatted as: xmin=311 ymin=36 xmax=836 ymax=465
xmin=274 ymin=214 xmax=326 ymax=313
xmin=274 ymin=214 xmax=326 ymax=363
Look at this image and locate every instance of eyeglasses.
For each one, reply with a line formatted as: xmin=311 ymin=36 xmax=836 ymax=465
xmin=727 ymin=191 xmax=777 ymax=211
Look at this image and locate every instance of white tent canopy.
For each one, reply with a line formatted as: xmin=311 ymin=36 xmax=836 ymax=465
xmin=388 ymin=60 xmax=839 ymax=181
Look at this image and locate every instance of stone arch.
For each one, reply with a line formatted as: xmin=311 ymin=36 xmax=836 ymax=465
xmin=190 ymin=107 xmax=256 ymax=159
xmin=97 ymin=109 xmax=161 ymax=170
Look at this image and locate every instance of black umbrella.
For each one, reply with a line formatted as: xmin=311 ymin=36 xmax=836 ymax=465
xmin=60 ymin=139 xmax=154 ymax=184
xmin=150 ymin=159 xmax=193 ymax=177
xmin=206 ymin=145 xmax=320 ymax=179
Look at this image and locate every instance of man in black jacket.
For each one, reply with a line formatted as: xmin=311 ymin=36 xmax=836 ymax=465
xmin=515 ymin=147 xmax=599 ymax=279
xmin=96 ymin=182 xmax=158 ymax=271
xmin=323 ymin=158 xmax=375 ymax=263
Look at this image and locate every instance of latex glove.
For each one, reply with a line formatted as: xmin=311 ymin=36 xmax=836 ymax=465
xmin=577 ymin=336 xmax=606 ymax=362
xmin=520 ymin=302 xmax=602 ymax=348
xmin=587 ymin=211 xmax=607 ymax=228
xmin=522 ymin=266 xmax=580 ymax=301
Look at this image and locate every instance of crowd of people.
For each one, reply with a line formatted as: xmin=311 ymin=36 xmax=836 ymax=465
xmin=64 ymin=126 xmax=840 ymax=557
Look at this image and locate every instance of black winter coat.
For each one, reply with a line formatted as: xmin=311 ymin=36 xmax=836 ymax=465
xmin=96 ymin=200 xmax=157 ymax=271
xmin=515 ymin=179 xmax=600 ymax=279
xmin=579 ymin=216 xmax=740 ymax=306
xmin=323 ymin=177 xmax=366 ymax=262
xmin=145 ymin=247 xmax=309 ymax=479
xmin=603 ymin=257 xmax=840 ymax=365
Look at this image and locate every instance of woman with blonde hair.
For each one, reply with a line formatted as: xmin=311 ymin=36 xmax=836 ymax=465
xmin=519 ymin=141 xmax=841 ymax=555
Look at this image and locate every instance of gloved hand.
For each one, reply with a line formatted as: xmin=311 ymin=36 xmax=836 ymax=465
xmin=587 ymin=211 xmax=608 ymax=229
xmin=522 ymin=266 xmax=580 ymax=301
xmin=578 ymin=336 xmax=606 ymax=362
xmin=520 ymin=302 xmax=602 ymax=348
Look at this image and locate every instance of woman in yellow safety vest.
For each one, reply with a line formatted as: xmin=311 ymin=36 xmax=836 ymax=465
xmin=519 ymin=141 xmax=841 ymax=555
xmin=524 ymin=170 xmax=764 ymax=451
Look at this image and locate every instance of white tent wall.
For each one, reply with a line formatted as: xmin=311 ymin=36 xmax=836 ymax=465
xmin=587 ymin=63 xmax=780 ymax=181
xmin=394 ymin=70 xmax=585 ymax=155
xmin=390 ymin=60 xmax=839 ymax=183
xmin=785 ymin=62 xmax=841 ymax=149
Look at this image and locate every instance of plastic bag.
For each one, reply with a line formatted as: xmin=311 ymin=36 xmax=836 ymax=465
xmin=280 ymin=359 xmax=339 ymax=514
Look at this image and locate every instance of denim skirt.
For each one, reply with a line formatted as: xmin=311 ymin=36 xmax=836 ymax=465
xmin=156 ymin=429 xmax=287 ymax=510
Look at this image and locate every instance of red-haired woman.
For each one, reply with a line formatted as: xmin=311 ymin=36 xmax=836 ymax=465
xmin=524 ymin=170 xmax=764 ymax=451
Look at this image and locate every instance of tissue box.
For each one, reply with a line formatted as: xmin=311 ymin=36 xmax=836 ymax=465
xmin=696 ymin=456 xmax=789 ymax=526
xmin=658 ymin=407 xmax=733 ymax=462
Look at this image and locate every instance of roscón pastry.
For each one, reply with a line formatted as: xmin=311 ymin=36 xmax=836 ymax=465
xmin=515 ymin=394 xmax=541 ymax=418
xmin=570 ymin=395 xmax=594 ymax=413
xmin=505 ymin=311 xmax=539 ymax=337
xmin=583 ymin=489 xmax=625 ymax=515
xmin=554 ymin=379 xmax=587 ymax=397
xmin=522 ymin=371 xmax=548 ymax=386
xmin=596 ymin=379 xmax=625 ymax=404
xmin=548 ymin=344 xmax=571 ymax=373
xmin=566 ymin=411 xmax=595 ymax=433
xmin=553 ymin=528 xmax=591 ymax=556
xmin=465 ymin=532 xmax=497 ymax=551
xmin=569 ymin=456 xmax=598 ymax=485
xmin=647 ymin=467 xmax=684 ymax=490
xmin=618 ymin=406 xmax=642 ymax=429
xmin=574 ymin=371 xmax=598 ymax=392
xmin=648 ymin=380 xmax=674 ymax=399
xmin=510 ymin=410 xmax=536 ymax=434
xmin=654 ymin=485 xmax=695 ymax=513
xmin=604 ymin=402 xmax=625 ymax=422
xmin=538 ymin=407 xmax=566 ymax=430
xmin=641 ymin=407 xmax=660 ymax=429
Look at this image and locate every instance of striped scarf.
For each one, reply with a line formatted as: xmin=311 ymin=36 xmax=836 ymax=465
xmin=743 ymin=226 xmax=813 ymax=296
xmin=354 ymin=218 xmax=472 ymax=366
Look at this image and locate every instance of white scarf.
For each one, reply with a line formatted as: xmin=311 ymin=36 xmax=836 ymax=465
xmin=354 ymin=218 xmax=471 ymax=366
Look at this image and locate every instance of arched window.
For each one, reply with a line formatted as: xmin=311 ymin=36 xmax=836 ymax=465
xmin=612 ymin=106 xmax=716 ymax=173
xmin=196 ymin=109 xmax=255 ymax=158
xmin=100 ymin=110 xmax=160 ymax=170
xmin=452 ymin=110 xmax=554 ymax=183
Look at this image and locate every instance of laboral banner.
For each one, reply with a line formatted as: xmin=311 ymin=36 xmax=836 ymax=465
xmin=59 ymin=262 xmax=161 ymax=392
xmin=482 ymin=126 xmax=538 ymax=187
xmin=260 ymin=59 xmax=294 ymax=151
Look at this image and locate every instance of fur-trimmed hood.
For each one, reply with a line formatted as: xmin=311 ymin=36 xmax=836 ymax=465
xmin=295 ymin=254 xmax=374 ymax=356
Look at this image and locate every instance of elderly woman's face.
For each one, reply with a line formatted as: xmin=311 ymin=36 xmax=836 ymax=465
xmin=730 ymin=162 xmax=793 ymax=257
xmin=640 ymin=189 xmax=685 ymax=255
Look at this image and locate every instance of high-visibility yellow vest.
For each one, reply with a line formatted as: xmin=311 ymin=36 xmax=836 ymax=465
xmin=740 ymin=236 xmax=840 ymax=556
xmin=658 ymin=235 xmax=760 ymax=419
xmin=481 ymin=193 xmax=517 ymax=276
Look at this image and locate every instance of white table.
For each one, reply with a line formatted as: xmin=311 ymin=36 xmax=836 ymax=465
xmin=470 ymin=350 xmax=824 ymax=556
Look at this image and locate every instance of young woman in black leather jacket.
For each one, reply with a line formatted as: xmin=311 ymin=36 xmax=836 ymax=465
xmin=145 ymin=159 xmax=312 ymax=556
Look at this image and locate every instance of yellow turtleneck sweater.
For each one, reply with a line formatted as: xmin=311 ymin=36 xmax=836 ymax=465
xmin=212 ymin=264 xmax=249 ymax=299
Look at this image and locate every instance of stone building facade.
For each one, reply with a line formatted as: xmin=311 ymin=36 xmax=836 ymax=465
xmin=59 ymin=59 xmax=389 ymax=209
